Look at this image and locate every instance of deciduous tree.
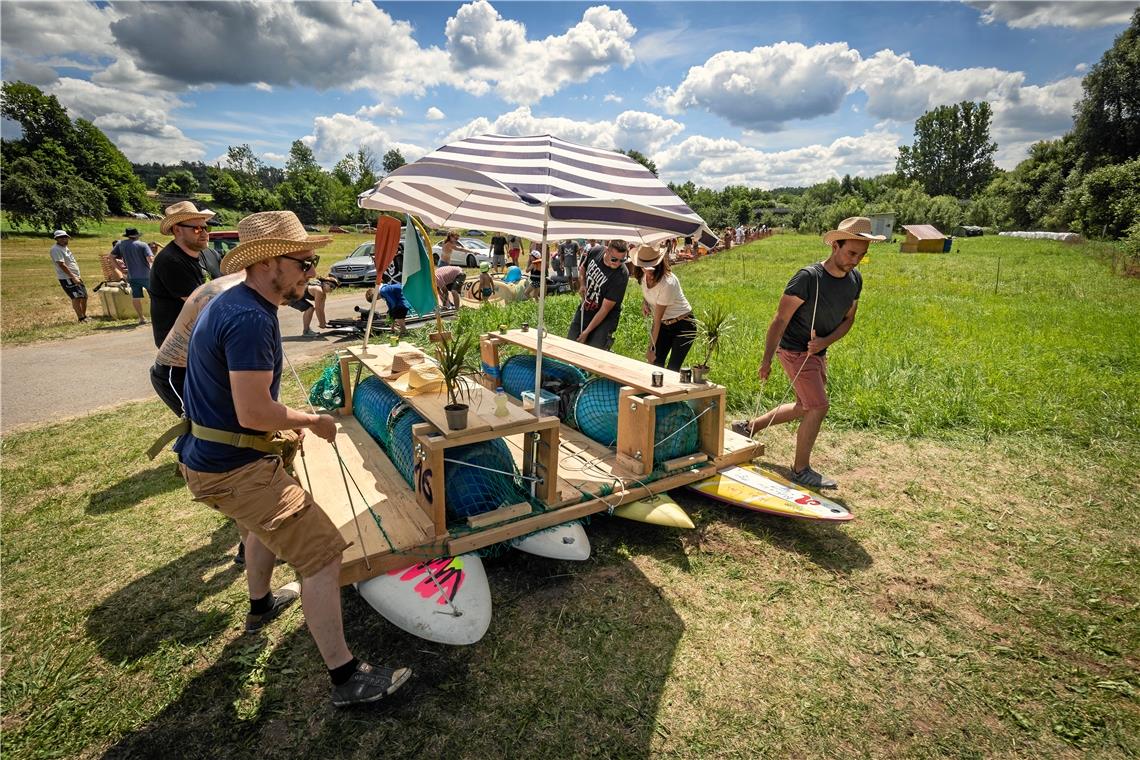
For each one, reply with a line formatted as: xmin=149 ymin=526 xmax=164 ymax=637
xmin=897 ymin=101 xmax=997 ymax=199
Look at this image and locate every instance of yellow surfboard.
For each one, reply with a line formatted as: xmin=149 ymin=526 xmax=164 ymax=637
xmin=611 ymin=494 xmax=695 ymax=529
xmin=688 ymin=464 xmax=854 ymax=522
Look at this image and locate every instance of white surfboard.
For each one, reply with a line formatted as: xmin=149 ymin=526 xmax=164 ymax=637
xmin=511 ymin=521 xmax=591 ymax=561
xmin=356 ymin=553 xmax=492 ymax=645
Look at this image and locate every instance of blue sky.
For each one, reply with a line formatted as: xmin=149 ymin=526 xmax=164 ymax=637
xmin=1 ymin=1 xmax=1133 ymax=188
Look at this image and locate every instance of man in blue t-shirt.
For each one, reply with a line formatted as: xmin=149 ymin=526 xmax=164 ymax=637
xmin=732 ymin=217 xmax=883 ymax=490
xmin=112 ymin=227 xmax=153 ymax=324
xmin=176 ymin=210 xmax=411 ymax=707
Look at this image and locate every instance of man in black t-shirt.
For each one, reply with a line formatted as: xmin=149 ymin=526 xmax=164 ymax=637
xmin=150 ymin=201 xmax=215 ymax=347
xmin=568 ymin=240 xmax=630 ymax=350
xmin=732 ymin=217 xmax=883 ymax=490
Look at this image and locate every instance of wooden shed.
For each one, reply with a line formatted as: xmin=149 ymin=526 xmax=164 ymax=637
xmin=900 ymin=224 xmax=948 ymax=253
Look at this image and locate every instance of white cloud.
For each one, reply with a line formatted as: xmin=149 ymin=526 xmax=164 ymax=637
xmin=603 ymin=93 xmax=623 ymax=103
xmin=653 ymin=131 xmax=902 ymax=189
xmin=0 ymin=1 xmax=118 ymax=57
xmin=443 ymin=1 xmax=636 ymax=104
xmin=356 ymin=103 xmax=404 ymax=120
xmin=990 ymin=76 xmax=1083 ymax=167
xmin=301 ymin=113 xmax=427 ymax=167
xmin=968 ymin=2 xmax=1135 ymax=28
xmin=1074 ymin=62 xmax=1088 ymax=73
xmin=442 ymin=106 xmax=684 ymax=154
xmin=425 ymin=106 xmax=446 ymax=121
xmin=263 ymin=151 xmax=287 ymax=164
xmin=253 ymin=82 xmax=273 ymax=92
xmin=857 ymin=49 xmax=1023 ymax=121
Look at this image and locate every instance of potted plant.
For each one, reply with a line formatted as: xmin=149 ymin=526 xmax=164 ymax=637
xmin=690 ymin=304 xmax=733 ymax=384
xmin=435 ymin=330 xmax=480 ymax=430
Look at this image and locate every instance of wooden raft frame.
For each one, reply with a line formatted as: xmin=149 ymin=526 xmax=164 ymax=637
xmin=303 ymin=333 xmax=762 ymax=587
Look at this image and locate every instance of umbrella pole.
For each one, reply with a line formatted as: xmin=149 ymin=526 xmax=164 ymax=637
xmin=531 ymin=208 xmax=551 ymax=499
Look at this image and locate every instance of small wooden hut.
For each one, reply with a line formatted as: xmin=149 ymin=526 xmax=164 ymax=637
xmin=900 ymin=224 xmax=948 ymax=253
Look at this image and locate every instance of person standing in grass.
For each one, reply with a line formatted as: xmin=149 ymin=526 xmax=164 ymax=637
xmin=490 ymin=232 xmax=508 ymax=274
xmin=150 ymin=201 xmax=213 ymax=347
xmin=112 ymin=227 xmax=153 ymax=325
xmin=632 ymin=244 xmax=695 ymax=371
xmin=166 ymin=211 xmax=411 ymax=706
xmin=568 ymin=239 xmax=630 ymax=350
xmin=732 ymin=217 xmax=882 ymax=490
xmin=50 ymin=230 xmax=88 ymax=322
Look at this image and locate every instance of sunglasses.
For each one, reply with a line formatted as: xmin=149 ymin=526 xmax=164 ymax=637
xmin=606 ymin=254 xmax=627 ymax=264
xmin=176 ymin=223 xmax=210 ymax=233
xmin=281 ymin=254 xmax=320 ymax=271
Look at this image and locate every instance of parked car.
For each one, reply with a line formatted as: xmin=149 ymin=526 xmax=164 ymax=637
xmin=328 ymin=238 xmax=407 ymax=285
xmin=465 ymin=229 xmax=486 ymax=237
xmin=431 ymin=237 xmax=492 ymax=268
xmin=207 ymin=230 xmax=239 ymax=257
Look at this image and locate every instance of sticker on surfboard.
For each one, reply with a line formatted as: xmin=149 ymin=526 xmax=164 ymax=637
xmin=356 ymin=554 xmax=492 ymax=645
xmin=688 ymin=464 xmax=854 ymax=522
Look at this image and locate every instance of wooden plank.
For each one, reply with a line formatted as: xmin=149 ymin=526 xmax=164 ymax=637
xmin=479 ymin=334 xmax=501 ymax=390
xmin=446 ymin=463 xmax=717 ymax=555
xmin=466 ymin=501 xmax=532 ymax=529
xmin=338 ymin=354 xmax=354 ymax=415
xmin=695 ymin=387 xmax=726 ymax=459
xmin=412 ymin=424 xmax=448 ymax=538
xmin=616 ymin=387 xmax=653 ymax=477
xmin=660 ymin=453 xmax=709 ymax=471
xmin=714 ymin=427 xmax=765 ymax=468
xmin=535 ymin=423 xmax=560 ymax=504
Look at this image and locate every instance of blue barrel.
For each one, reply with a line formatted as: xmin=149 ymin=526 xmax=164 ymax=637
xmin=500 ymin=354 xmax=587 ymax=399
xmin=353 ymin=376 xmax=403 ymax=451
xmin=444 ymin=439 xmax=520 ymax=518
xmin=387 ymin=403 xmax=425 ymax=487
xmin=575 ymin=377 xmax=699 ymax=463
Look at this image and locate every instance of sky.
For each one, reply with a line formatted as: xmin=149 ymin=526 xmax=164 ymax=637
xmin=0 ymin=1 xmax=1134 ymax=189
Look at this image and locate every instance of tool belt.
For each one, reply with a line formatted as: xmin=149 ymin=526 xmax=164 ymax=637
xmin=148 ymin=419 xmax=300 ymax=467
xmin=662 ymin=311 xmax=694 ymax=326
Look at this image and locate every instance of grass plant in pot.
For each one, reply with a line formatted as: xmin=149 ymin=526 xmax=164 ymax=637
xmin=435 ymin=330 xmax=480 ymax=430
xmin=690 ymin=304 xmax=733 ymax=384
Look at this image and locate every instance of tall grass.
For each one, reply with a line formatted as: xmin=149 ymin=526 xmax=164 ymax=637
xmin=448 ymin=235 xmax=1140 ymax=447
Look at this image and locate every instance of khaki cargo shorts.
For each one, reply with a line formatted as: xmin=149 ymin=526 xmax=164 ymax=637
xmin=181 ymin=456 xmax=348 ymax=577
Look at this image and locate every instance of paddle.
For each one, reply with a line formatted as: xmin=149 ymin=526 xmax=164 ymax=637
xmin=361 ymin=215 xmax=403 ymax=353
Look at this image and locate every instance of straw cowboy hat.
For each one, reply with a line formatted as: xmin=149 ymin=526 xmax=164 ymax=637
xmin=631 ymin=244 xmax=664 ymax=268
xmin=160 ymin=200 xmax=216 ymax=236
xmin=221 ymin=211 xmax=332 ymax=275
xmin=390 ymin=363 xmax=445 ymax=396
xmin=382 ymin=350 xmax=425 ymax=379
xmin=823 ymin=217 xmax=886 ymax=246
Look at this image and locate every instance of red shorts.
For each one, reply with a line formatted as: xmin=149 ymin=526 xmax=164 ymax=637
xmin=777 ymin=348 xmax=828 ymax=410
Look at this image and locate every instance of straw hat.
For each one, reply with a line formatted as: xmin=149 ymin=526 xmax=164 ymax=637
xmin=221 ymin=211 xmax=332 ymax=275
xmin=631 ymin=244 xmax=664 ymax=268
xmin=160 ymin=200 xmax=216 ymax=236
xmin=382 ymin=350 xmax=425 ymax=379
xmin=822 ymin=217 xmax=885 ymax=245
xmin=390 ymin=363 xmax=444 ymax=396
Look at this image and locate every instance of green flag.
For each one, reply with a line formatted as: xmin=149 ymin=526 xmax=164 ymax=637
xmin=401 ymin=216 xmax=436 ymax=318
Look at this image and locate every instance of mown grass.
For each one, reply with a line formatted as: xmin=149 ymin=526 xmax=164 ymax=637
xmin=0 ymin=215 xmax=377 ymax=346
xmin=2 ymin=234 xmax=1137 ymax=759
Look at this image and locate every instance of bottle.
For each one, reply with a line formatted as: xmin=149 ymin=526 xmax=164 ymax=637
xmin=494 ymin=388 xmax=509 ymax=417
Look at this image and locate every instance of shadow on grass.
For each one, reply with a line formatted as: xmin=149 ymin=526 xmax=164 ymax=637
xmin=86 ymin=464 xmax=185 ymax=515
xmin=101 ymin=551 xmax=683 ymax=759
xmin=86 ymin=523 xmax=243 ymax=662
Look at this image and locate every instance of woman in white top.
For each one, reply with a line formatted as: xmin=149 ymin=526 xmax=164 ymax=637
xmin=632 ymin=244 xmax=695 ymax=371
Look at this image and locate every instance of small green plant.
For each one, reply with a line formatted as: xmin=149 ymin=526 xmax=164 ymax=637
xmin=691 ymin=303 xmax=734 ymax=369
xmin=434 ymin=329 xmax=480 ymax=407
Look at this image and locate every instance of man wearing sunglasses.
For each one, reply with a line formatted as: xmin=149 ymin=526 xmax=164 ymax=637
xmin=150 ymin=201 xmax=215 ymax=347
xmin=167 ymin=210 xmax=412 ymax=707
xmin=568 ymin=239 xmax=630 ymax=350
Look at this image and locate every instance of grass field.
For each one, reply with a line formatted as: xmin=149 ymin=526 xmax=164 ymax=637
xmin=2 ymin=235 xmax=1138 ymax=758
xmin=0 ymin=216 xmax=379 ymax=346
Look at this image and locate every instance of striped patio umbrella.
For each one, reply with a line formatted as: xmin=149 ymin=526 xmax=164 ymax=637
xmin=357 ymin=133 xmax=716 ymax=439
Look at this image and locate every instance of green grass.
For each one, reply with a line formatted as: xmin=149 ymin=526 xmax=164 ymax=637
xmin=2 ymin=234 xmax=1138 ymax=758
xmin=0 ymin=215 xmax=379 ymax=346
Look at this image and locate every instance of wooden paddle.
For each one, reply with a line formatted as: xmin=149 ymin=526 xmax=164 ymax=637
xmin=361 ymin=215 xmax=403 ymax=352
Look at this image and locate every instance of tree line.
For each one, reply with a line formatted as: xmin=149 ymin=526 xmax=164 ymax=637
xmin=1 ymin=10 xmax=1135 ymax=247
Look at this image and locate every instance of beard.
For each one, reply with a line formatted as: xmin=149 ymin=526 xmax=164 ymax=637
xmin=272 ymin=268 xmax=307 ymax=304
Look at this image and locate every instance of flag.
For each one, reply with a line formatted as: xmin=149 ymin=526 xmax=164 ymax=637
xmin=401 ymin=215 xmax=438 ymax=317
xmin=372 ymin=215 xmax=402 ymax=285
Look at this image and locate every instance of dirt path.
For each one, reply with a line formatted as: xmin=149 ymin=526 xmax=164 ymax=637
xmin=0 ymin=297 xmax=373 ymax=433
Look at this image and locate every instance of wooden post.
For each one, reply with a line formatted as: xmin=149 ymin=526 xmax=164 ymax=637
xmin=616 ymin=386 xmax=654 ymax=476
xmin=338 ymin=354 xmax=355 ymax=415
xmin=531 ymin=421 xmax=560 ymax=505
xmin=412 ymin=424 xmax=448 ymax=538
xmin=695 ymin=387 xmax=726 ymax=459
xmin=480 ymin=334 xmax=501 ymax=391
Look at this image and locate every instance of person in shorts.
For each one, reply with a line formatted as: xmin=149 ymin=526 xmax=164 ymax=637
xmin=171 ymin=211 xmax=411 ymax=706
xmin=112 ymin=227 xmax=153 ymax=324
xmin=731 ymin=217 xmax=882 ymax=490
xmin=490 ymin=232 xmax=508 ymax=274
xmin=560 ymin=239 xmax=580 ymax=293
xmin=434 ymin=265 xmax=465 ymax=310
xmin=50 ymin=230 xmax=88 ymax=322
xmin=477 ymin=261 xmax=494 ymax=300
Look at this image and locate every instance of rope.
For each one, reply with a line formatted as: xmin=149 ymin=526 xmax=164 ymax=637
xmin=442 ymin=456 xmax=541 ymax=483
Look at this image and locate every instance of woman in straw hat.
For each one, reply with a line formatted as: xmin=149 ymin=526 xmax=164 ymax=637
xmin=631 ymin=244 xmax=696 ymax=371
xmin=172 ymin=210 xmax=412 ymax=706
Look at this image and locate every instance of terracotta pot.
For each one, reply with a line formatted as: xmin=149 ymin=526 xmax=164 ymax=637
xmin=445 ymin=403 xmax=469 ymax=430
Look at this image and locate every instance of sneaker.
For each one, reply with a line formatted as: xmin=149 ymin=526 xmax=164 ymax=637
xmin=791 ymin=467 xmax=838 ymax=490
xmin=331 ymin=662 xmax=412 ymax=707
xmin=730 ymin=419 xmax=753 ymax=438
xmin=233 ymin=541 xmax=245 ymax=566
xmin=138 ymin=318 xmax=148 ymax=325
xmin=302 ymin=328 xmax=320 ymax=337
xmin=244 ymin=581 xmax=300 ymax=632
